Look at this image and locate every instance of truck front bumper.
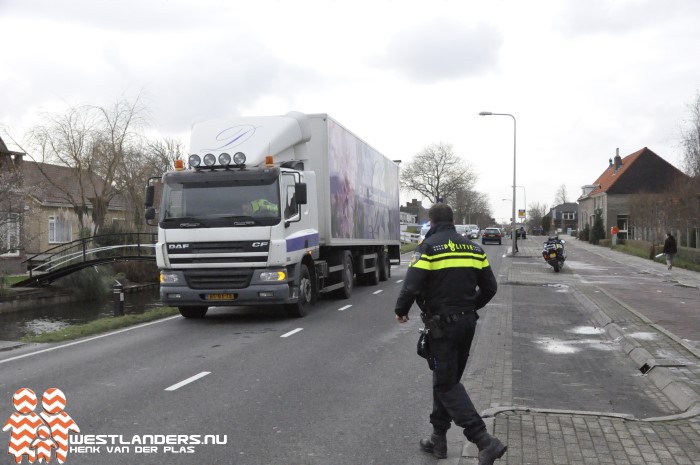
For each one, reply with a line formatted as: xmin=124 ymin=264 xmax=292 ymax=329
xmin=158 ymin=268 xmax=300 ymax=307
xmin=160 ymin=283 xmax=299 ymax=307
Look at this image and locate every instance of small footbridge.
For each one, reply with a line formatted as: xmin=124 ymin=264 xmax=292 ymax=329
xmin=12 ymin=233 xmax=158 ymax=287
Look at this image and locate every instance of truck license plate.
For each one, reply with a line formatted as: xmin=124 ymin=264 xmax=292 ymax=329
xmin=207 ymin=293 xmax=235 ymax=300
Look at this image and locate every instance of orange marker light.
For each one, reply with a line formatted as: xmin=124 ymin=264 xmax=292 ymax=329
xmin=265 ymin=155 xmax=274 ymax=166
xmin=174 ymin=159 xmax=185 ymax=171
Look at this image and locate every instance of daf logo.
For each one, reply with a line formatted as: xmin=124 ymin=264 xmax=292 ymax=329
xmin=252 ymin=242 xmax=269 ymax=247
xmin=168 ymin=244 xmax=190 ymax=249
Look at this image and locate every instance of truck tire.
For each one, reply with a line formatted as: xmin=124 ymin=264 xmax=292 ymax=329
xmin=179 ymin=306 xmax=208 ymax=319
xmin=286 ymin=263 xmax=313 ymax=318
xmin=378 ymin=250 xmax=390 ymax=281
xmin=336 ymin=251 xmax=353 ymax=299
xmin=365 ymin=263 xmax=380 ymax=286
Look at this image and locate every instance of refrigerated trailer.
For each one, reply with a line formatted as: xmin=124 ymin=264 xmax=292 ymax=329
xmin=145 ymin=112 xmax=401 ymax=318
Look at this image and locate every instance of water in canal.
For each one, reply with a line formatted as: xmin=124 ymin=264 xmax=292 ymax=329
xmin=0 ymin=288 xmax=163 ymax=341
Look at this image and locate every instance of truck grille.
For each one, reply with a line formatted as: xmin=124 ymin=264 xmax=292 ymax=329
xmin=184 ymin=269 xmax=253 ymax=290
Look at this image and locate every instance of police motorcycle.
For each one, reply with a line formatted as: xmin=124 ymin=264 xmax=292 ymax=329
xmin=542 ymin=236 xmax=566 ymax=272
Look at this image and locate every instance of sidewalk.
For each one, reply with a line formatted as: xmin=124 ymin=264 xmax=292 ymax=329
xmin=448 ymin=235 xmax=700 ymax=465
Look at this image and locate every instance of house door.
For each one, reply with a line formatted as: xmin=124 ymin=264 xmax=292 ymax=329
xmin=617 ymin=215 xmax=629 ymax=240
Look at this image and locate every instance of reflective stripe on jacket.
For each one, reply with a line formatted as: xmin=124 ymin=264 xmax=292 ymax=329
xmin=395 ymin=222 xmax=497 ymax=317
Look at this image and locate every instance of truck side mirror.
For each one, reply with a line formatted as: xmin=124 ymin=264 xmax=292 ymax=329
xmin=145 ymin=207 xmax=156 ymax=221
xmin=145 ymin=185 xmax=155 ymax=207
xmin=295 ymin=183 xmax=307 ymax=205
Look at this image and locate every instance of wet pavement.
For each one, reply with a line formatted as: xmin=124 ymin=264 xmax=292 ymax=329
xmin=448 ymin=235 xmax=700 ymax=465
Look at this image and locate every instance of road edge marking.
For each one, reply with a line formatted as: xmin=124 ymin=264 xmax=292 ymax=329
xmin=165 ymin=371 xmax=211 ymax=391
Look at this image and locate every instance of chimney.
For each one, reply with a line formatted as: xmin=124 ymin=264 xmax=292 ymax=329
xmin=609 ymin=158 xmax=613 ymax=167
xmin=613 ymin=148 xmax=622 ymax=171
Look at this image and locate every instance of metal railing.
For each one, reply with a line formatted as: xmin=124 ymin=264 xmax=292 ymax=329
xmin=22 ymin=233 xmax=158 ymax=278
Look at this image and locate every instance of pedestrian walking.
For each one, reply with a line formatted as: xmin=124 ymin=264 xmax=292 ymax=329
xmin=394 ymin=203 xmax=507 ymax=464
xmin=663 ymin=232 xmax=677 ymax=270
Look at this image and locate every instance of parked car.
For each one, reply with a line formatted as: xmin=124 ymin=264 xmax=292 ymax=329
xmin=482 ymin=227 xmax=503 ymax=245
xmin=455 ymin=224 xmax=470 ymax=237
xmin=465 ymin=224 xmax=480 ymax=239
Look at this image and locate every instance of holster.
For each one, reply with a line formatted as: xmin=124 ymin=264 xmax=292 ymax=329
xmin=421 ymin=312 xmax=446 ymax=339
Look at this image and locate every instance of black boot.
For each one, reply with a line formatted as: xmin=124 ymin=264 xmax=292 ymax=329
xmin=419 ymin=433 xmax=447 ymax=459
xmin=477 ymin=436 xmax=507 ymax=465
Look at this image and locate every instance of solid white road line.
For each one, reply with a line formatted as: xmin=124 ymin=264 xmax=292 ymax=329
xmin=373 ymin=290 xmax=383 ymax=294
xmin=280 ymin=328 xmax=304 ymax=338
xmin=0 ymin=316 xmax=181 ymax=366
xmin=165 ymin=371 xmax=211 ymax=391
xmin=338 ymin=305 xmax=352 ymax=311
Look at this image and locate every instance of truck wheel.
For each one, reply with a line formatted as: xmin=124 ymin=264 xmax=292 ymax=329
xmin=286 ymin=263 xmax=313 ymax=318
xmin=378 ymin=250 xmax=390 ymax=281
xmin=336 ymin=251 xmax=353 ymax=299
xmin=365 ymin=263 xmax=380 ymax=286
xmin=179 ymin=306 xmax=208 ymax=319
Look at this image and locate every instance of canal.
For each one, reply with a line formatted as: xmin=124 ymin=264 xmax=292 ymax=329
xmin=0 ymin=288 xmax=163 ymax=341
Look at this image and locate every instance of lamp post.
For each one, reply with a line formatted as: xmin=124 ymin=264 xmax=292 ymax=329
xmin=479 ymin=111 xmax=517 ymax=253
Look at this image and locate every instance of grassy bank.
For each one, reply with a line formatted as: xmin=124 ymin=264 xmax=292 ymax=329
xmin=21 ymin=306 xmax=180 ymax=343
xmin=400 ymin=242 xmax=418 ymax=254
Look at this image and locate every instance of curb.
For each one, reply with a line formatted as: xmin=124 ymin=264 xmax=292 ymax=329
xmin=570 ymin=285 xmax=700 ymax=414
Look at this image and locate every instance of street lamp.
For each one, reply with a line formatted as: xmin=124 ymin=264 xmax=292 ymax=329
xmin=479 ymin=111 xmax=517 ymax=253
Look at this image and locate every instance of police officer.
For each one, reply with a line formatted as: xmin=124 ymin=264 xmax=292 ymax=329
xmin=395 ymin=203 xmax=507 ymax=464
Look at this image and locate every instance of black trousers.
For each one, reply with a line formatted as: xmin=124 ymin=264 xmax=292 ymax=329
xmin=429 ymin=312 xmax=486 ymax=441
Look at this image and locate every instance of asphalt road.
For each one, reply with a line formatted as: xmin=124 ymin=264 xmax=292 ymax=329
xmin=0 ymin=240 xmax=683 ymax=464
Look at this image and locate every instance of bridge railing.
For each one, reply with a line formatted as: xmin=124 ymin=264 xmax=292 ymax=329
xmin=23 ymin=233 xmax=158 ymax=278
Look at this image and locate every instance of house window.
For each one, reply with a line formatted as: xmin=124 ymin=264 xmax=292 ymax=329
xmin=1 ymin=213 xmax=20 ymax=256
xmin=562 ymin=212 xmax=575 ymax=220
xmin=49 ymin=215 xmax=72 ymax=243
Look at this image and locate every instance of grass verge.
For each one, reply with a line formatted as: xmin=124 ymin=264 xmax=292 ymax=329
xmin=21 ymin=306 xmax=180 ymax=343
xmin=400 ymin=243 xmax=418 ymax=254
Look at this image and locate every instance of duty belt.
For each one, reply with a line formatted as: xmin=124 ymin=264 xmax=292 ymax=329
xmin=421 ymin=310 xmax=473 ymax=324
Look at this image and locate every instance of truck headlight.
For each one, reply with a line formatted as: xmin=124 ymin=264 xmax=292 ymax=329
xmin=260 ymin=271 xmax=286 ymax=281
xmin=160 ymin=272 xmax=180 ymax=284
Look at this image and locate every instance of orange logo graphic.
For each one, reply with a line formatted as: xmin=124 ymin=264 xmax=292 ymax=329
xmin=3 ymin=388 xmax=79 ymax=464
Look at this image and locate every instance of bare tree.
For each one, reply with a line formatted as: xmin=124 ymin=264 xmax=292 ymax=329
xmin=25 ymin=95 xmax=148 ymax=235
xmin=400 ymin=142 xmax=476 ymax=204
xmin=527 ymin=202 xmax=548 ymax=232
xmin=115 ymin=137 xmax=187 ymax=230
xmin=681 ymin=90 xmax=700 ymax=178
xmin=450 ymin=188 xmax=492 ymax=225
xmin=553 ymin=184 xmax=569 ymax=205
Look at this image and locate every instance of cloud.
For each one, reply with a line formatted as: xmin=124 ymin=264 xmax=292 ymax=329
xmin=370 ymin=19 xmax=502 ymax=83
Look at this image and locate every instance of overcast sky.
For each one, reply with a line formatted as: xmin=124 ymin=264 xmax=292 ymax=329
xmin=1 ymin=0 xmax=699 ymax=224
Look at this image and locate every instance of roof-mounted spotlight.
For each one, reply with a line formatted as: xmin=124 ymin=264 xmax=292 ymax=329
xmin=188 ymin=154 xmax=201 ymax=168
xmin=233 ymin=152 xmax=246 ymax=166
xmin=219 ymin=153 xmax=231 ymax=166
xmin=203 ymin=153 xmax=216 ymax=166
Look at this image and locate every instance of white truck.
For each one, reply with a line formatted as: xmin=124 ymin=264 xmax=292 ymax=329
xmin=145 ymin=112 xmax=401 ymax=318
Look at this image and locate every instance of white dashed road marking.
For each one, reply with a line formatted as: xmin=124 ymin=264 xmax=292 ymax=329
xmin=338 ymin=305 xmax=352 ymax=311
xmin=280 ymin=328 xmax=304 ymax=338
xmin=373 ymin=290 xmax=383 ymax=295
xmin=165 ymin=371 xmax=211 ymax=391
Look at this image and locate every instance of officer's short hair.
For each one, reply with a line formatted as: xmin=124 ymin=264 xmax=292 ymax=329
xmin=429 ymin=203 xmax=453 ymax=223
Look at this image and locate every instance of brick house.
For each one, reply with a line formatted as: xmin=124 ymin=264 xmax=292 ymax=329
xmin=1 ymin=139 xmax=128 ymax=274
xmin=578 ymin=147 xmax=686 ymax=240
xmin=401 ymin=199 xmax=429 ymax=225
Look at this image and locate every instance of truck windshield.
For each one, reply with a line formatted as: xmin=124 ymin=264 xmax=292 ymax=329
xmin=161 ymin=178 xmax=281 ymax=227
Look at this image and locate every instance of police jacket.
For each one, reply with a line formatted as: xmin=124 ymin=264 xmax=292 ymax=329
xmin=395 ymin=222 xmax=497 ymax=318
